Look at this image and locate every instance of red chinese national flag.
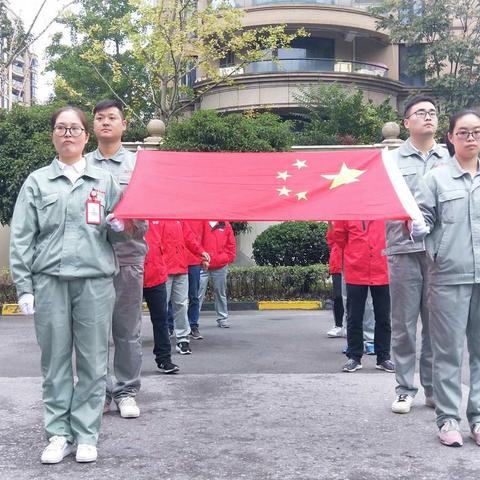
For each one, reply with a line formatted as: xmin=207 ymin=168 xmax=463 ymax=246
xmin=114 ymin=148 xmax=421 ymax=221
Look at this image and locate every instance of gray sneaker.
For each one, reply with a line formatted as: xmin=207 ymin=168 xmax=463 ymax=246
xmin=342 ymin=359 xmax=362 ymax=372
xmin=190 ymin=327 xmax=203 ymax=339
xmin=217 ymin=319 xmax=230 ymax=328
xmin=376 ymin=360 xmax=395 ymax=373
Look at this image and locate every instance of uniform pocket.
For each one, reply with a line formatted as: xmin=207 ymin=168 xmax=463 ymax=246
xmin=438 ymin=190 xmax=467 ymax=223
xmin=35 ymin=193 xmax=60 ymax=230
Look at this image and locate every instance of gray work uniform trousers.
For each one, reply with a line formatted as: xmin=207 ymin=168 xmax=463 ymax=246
xmin=199 ymin=266 xmax=228 ymax=322
xmin=166 ymin=273 xmax=191 ymax=343
xmin=107 ymin=264 xmax=144 ymax=401
xmin=429 ymin=283 xmax=480 ymax=428
xmin=388 ymin=252 xmax=433 ymax=397
xmin=33 ymin=273 xmax=114 ymax=445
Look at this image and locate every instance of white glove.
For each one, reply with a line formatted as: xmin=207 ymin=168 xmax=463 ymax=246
xmin=410 ymin=218 xmax=430 ymax=237
xmin=106 ymin=213 xmax=125 ymax=233
xmin=18 ymin=293 xmax=35 ymax=315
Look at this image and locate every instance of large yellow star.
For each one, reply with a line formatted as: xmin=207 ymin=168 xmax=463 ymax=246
xmin=322 ymin=162 xmax=366 ymax=189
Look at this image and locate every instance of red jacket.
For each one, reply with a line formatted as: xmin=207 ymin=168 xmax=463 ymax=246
xmin=155 ymin=220 xmax=204 ymax=275
xmin=329 ymin=220 xmax=388 ymax=285
xmin=143 ymin=221 xmax=168 ymax=288
xmin=326 ymin=228 xmax=342 ymax=274
xmin=184 ymin=220 xmax=205 ymax=266
xmin=202 ymin=221 xmax=236 ymax=270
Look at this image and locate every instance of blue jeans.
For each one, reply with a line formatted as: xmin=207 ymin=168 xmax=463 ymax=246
xmin=188 ymin=264 xmax=202 ymax=328
xmin=143 ymin=282 xmax=172 ymax=364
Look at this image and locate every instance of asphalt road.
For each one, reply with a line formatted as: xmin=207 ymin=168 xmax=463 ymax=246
xmin=0 ymin=310 xmax=477 ymax=480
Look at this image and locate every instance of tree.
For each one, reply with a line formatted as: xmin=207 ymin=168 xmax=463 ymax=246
xmin=47 ymin=0 xmax=304 ymax=125
xmin=294 ymin=84 xmax=398 ymax=145
xmin=46 ymin=0 xmax=153 ymax=120
xmin=0 ymin=0 xmax=74 ymax=105
xmin=371 ymin=0 xmax=480 ymax=112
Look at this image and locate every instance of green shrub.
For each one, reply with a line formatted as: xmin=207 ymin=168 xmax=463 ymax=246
xmin=252 ymin=221 xmax=329 ymax=266
xmin=162 ymin=110 xmax=294 ymax=152
xmin=203 ymin=264 xmax=331 ymax=301
xmin=0 ymin=268 xmax=16 ymax=304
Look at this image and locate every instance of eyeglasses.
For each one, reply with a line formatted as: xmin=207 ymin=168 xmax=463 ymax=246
xmin=53 ymin=125 xmax=85 ymax=137
xmin=406 ymin=109 xmax=437 ymax=119
xmin=455 ymin=130 xmax=480 ymax=140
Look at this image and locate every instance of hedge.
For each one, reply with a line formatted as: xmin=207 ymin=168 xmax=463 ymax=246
xmin=204 ymin=264 xmax=331 ymax=301
xmin=0 ymin=265 xmax=332 ymax=306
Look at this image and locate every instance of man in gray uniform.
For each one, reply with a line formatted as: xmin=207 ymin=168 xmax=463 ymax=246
xmin=87 ymin=100 xmax=148 ymax=418
xmin=386 ymin=95 xmax=450 ymax=414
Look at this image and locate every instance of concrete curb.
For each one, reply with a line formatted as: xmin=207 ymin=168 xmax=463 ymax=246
xmin=1 ymin=300 xmax=324 ymax=316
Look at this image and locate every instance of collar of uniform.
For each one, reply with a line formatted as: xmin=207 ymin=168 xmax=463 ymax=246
xmin=57 ymin=157 xmax=86 ymax=173
xmin=91 ymin=145 xmax=125 ymax=162
xmin=450 ymin=156 xmax=473 ymax=178
xmin=48 ymin=157 xmax=101 ymax=180
xmin=399 ymin=138 xmax=441 ymax=158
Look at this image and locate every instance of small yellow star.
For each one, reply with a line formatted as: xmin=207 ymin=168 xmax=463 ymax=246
xmin=277 ymin=186 xmax=291 ymax=197
xmin=296 ymin=191 xmax=308 ymax=201
xmin=322 ymin=162 xmax=366 ymax=189
xmin=277 ymin=171 xmax=291 ymax=181
xmin=293 ymin=159 xmax=307 ymax=169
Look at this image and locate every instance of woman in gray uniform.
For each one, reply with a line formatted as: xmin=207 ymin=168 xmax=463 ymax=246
xmin=10 ymin=107 xmax=132 ymax=464
xmin=416 ymin=110 xmax=480 ymax=447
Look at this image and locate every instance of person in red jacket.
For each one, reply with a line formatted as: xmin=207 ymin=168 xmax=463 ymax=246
xmin=198 ymin=221 xmax=236 ymax=328
xmin=330 ymin=220 xmax=394 ymax=373
xmin=183 ymin=220 xmax=206 ymax=340
xmin=143 ymin=221 xmax=179 ymax=373
xmin=326 ymin=223 xmax=345 ymax=338
xmin=155 ymin=220 xmax=210 ymax=354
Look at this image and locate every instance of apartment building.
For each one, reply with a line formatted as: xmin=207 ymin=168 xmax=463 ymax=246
xmin=194 ymin=0 xmax=422 ymax=115
xmin=0 ymin=1 xmax=38 ymax=110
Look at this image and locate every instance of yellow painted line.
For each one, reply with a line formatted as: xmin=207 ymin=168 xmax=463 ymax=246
xmin=1 ymin=304 xmax=22 ymax=315
xmin=258 ymin=300 xmax=322 ymax=310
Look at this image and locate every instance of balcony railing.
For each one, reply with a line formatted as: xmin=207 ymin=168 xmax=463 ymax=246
xmin=218 ymin=58 xmax=388 ymax=78
xmin=233 ymin=0 xmax=382 ymax=8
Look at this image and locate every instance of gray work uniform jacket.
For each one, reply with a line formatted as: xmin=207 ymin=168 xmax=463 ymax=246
xmin=419 ymin=156 xmax=480 ymax=285
xmin=10 ymin=159 xmax=126 ymax=298
xmin=87 ymin=146 xmax=147 ymax=266
xmin=385 ymin=139 xmax=450 ymax=255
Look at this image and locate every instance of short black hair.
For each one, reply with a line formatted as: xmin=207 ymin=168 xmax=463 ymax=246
xmin=404 ymin=95 xmax=437 ymax=118
xmin=93 ymin=99 xmax=125 ymax=119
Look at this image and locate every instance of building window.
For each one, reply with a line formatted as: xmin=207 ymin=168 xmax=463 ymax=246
xmin=220 ymin=51 xmax=235 ymax=68
xmin=399 ymin=44 xmax=425 ymax=87
xmin=277 ymin=37 xmax=334 ymax=60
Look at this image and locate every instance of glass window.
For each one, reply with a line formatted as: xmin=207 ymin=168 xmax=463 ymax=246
xmin=399 ymin=44 xmax=425 ymax=87
xmin=277 ymin=37 xmax=334 ymax=60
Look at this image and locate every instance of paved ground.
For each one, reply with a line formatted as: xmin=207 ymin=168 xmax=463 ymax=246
xmin=0 ymin=310 xmax=478 ymax=480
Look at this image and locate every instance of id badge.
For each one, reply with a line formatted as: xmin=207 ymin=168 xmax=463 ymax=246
xmin=86 ymin=189 xmax=101 ymax=225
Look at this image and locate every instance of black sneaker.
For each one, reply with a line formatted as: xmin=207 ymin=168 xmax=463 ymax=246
xmin=176 ymin=342 xmax=192 ymax=355
xmin=189 ymin=327 xmax=203 ymax=340
xmin=342 ymin=359 xmax=362 ymax=372
xmin=157 ymin=360 xmax=179 ymax=374
xmin=376 ymin=359 xmax=395 ymax=373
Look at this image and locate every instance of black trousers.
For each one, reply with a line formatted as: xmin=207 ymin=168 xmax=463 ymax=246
xmin=332 ymin=273 xmax=344 ymax=328
xmin=143 ymin=282 xmax=172 ymax=364
xmin=346 ymin=284 xmax=391 ymax=363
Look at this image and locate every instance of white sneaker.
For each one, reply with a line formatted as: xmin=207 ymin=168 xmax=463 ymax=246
xmin=41 ymin=436 xmax=73 ymax=464
xmin=391 ymin=394 xmax=413 ymax=414
xmin=116 ymin=396 xmax=140 ymax=418
xmin=76 ymin=444 xmax=97 ymax=463
xmin=327 ymin=326 xmax=343 ymax=338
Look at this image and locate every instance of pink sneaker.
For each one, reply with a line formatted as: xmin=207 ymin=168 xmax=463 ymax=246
xmin=471 ymin=423 xmax=480 ymax=446
xmin=439 ymin=419 xmax=463 ymax=447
